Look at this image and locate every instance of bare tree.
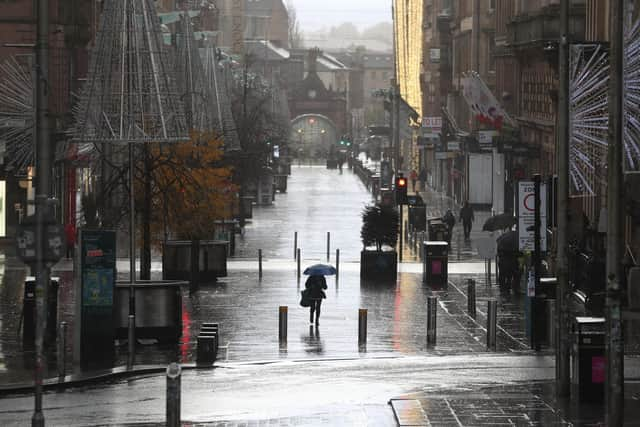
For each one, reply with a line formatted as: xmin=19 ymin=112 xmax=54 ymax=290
xmin=286 ymin=1 xmax=304 ymax=49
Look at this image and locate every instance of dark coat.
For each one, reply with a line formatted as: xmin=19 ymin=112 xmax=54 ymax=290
xmin=305 ymin=275 xmax=327 ymax=299
xmin=460 ymin=205 xmax=475 ymax=223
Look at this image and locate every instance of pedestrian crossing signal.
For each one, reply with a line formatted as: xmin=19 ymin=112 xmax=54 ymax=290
xmin=395 ymin=175 xmax=408 ymax=205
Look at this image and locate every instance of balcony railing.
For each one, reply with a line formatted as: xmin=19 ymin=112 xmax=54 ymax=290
xmin=506 ymin=3 xmax=585 ymax=47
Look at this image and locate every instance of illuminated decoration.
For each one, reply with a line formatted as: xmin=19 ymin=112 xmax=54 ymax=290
xmin=0 ymin=57 xmax=34 ymax=175
xmin=569 ymin=44 xmax=609 ymax=196
xmin=393 ymin=0 xmax=423 ymax=116
xmin=624 ymin=2 xmax=640 ymax=173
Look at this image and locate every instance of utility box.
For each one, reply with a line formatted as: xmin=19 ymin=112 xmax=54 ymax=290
xmin=423 ymin=241 xmax=448 ymax=287
xmin=428 ymin=218 xmax=450 ymax=242
xmin=571 ymin=317 xmax=605 ymax=402
xmin=23 ymin=276 xmax=59 ymax=346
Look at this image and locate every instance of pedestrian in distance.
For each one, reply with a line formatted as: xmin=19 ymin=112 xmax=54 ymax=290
xmin=305 ymin=274 xmax=327 ymax=325
xmin=65 ymin=221 xmax=76 ymax=259
xmin=409 ymin=169 xmax=418 ymax=192
xmin=443 ymin=209 xmax=456 ymax=243
xmin=459 ymin=201 xmax=475 ymax=240
xmin=418 ymin=168 xmax=427 ymax=192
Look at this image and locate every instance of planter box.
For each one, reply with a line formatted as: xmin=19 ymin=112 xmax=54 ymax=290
xmin=360 ymin=250 xmax=398 ymax=281
xmin=114 ymin=280 xmax=185 ymax=343
xmin=162 ymin=240 xmax=228 ymax=284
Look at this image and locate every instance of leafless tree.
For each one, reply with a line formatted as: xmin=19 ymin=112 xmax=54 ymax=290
xmin=286 ymin=1 xmax=304 ymax=49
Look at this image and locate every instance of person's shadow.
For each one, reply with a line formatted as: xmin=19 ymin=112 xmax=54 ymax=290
xmin=301 ymin=325 xmax=324 ymax=355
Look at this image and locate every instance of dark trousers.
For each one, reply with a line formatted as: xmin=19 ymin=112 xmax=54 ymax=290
xmin=463 ymin=221 xmax=472 ymax=239
xmin=310 ymin=299 xmax=322 ymax=323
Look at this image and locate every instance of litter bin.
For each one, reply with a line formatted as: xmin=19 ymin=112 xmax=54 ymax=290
xmin=423 ymin=241 xmax=448 ymax=287
xmin=529 ymin=277 xmax=557 ymax=350
xmin=428 ymin=218 xmax=450 ymax=242
xmin=571 ymin=316 xmax=605 ymax=402
xmin=23 ymin=276 xmax=59 ymax=345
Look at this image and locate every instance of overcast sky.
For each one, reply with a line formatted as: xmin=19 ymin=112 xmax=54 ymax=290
xmin=288 ymin=0 xmax=392 ymax=32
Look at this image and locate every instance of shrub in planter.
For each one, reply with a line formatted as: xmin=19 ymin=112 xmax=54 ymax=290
xmin=360 ymin=204 xmax=399 ymax=280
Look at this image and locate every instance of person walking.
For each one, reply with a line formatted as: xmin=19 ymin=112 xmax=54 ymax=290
xmin=305 ymin=274 xmax=327 ymax=325
xmin=65 ymin=221 xmax=76 ymax=259
xmin=418 ymin=168 xmax=427 ymax=191
xmin=409 ymin=169 xmax=418 ymax=192
xmin=459 ymin=201 xmax=475 ymax=240
xmin=443 ymin=209 xmax=456 ymax=243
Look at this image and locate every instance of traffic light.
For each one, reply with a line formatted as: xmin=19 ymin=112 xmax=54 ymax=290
xmin=395 ymin=174 xmax=408 ymax=205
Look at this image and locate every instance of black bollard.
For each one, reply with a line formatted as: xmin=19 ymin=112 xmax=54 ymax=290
xmin=279 ymin=306 xmax=288 ymax=343
xmin=326 ymin=232 xmax=330 ymax=262
xmin=467 ymin=279 xmax=476 ymax=318
xmin=358 ymin=309 xmax=367 ymax=347
xmin=336 ymin=249 xmax=340 ymax=279
xmin=127 ymin=315 xmax=135 ymax=369
xmin=258 ymin=249 xmax=263 ymax=279
xmin=57 ymin=321 xmax=67 ymax=378
xmin=294 ymin=231 xmax=298 ymax=260
xmin=427 ymin=296 xmax=437 ymax=346
xmin=487 ymin=299 xmax=497 ymax=350
xmin=166 ymin=363 xmax=181 ymax=427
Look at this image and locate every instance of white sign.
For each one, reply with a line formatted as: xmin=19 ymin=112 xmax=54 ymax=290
xmin=518 ymin=181 xmax=547 ymax=252
xmin=447 ymin=141 xmax=461 ymax=151
xmin=430 ymin=48 xmax=441 ymax=63
xmin=476 ymin=236 xmax=497 ymax=259
xmin=422 ymin=116 xmax=442 ymax=133
xmin=478 ymin=130 xmax=497 ymax=150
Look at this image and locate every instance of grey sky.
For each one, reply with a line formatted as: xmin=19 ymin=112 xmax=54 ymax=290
xmin=288 ymin=0 xmax=392 ymax=32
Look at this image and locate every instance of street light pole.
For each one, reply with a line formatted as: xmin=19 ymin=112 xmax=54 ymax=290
xmin=33 ymin=0 xmax=51 ymax=424
xmin=555 ymin=0 xmax=571 ymax=398
xmin=606 ymin=0 xmax=625 ymax=423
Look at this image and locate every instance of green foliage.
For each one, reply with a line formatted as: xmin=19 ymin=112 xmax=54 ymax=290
xmin=360 ymin=204 xmax=399 ymax=251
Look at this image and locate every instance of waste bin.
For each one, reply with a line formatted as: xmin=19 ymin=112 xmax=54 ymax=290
xmin=428 ymin=218 xmax=450 ymax=242
xmin=23 ymin=276 xmax=59 ymax=345
xmin=423 ymin=241 xmax=448 ymax=287
xmin=528 ymin=277 xmax=557 ymax=350
xmin=571 ymin=317 xmax=605 ymax=402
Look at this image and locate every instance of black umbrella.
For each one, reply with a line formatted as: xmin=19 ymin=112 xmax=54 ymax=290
xmin=482 ymin=213 xmax=517 ymax=232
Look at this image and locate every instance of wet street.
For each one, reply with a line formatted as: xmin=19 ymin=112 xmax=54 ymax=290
xmin=0 ymin=164 xmax=634 ymax=425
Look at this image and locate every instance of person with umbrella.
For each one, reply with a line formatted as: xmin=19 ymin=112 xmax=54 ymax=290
xmin=496 ymin=231 xmax=521 ymax=292
xmin=303 ymin=264 xmax=334 ymax=325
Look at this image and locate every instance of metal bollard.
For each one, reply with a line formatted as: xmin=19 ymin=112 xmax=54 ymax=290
xmin=326 ymin=232 xmax=331 ymax=262
xmin=487 ymin=299 xmax=497 ymax=350
xmin=297 ymin=249 xmax=301 ymax=279
xmin=358 ymin=309 xmax=367 ymax=346
xmin=427 ymin=296 xmax=437 ymax=346
xmin=127 ymin=315 xmax=135 ymax=369
xmin=294 ymin=231 xmax=298 ymax=260
xmin=258 ymin=249 xmax=263 ymax=279
xmin=467 ymin=279 xmax=476 ymax=318
xmin=279 ymin=306 xmax=288 ymax=343
xmin=546 ymin=299 xmax=556 ymax=349
xmin=336 ymin=249 xmax=340 ymax=278
xmin=457 ymin=233 xmax=461 ymax=261
xmin=57 ymin=321 xmax=67 ymax=378
xmin=166 ymin=363 xmax=181 ymax=427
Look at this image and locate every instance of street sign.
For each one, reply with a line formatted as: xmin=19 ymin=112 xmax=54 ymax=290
xmin=422 ymin=116 xmax=442 ymax=133
xmin=16 ymin=214 xmax=65 ymax=266
xmin=518 ymin=181 xmax=547 ymax=251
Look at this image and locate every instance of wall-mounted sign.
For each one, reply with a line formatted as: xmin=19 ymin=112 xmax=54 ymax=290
xmin=422 ymin=116 xmax=442 ymax=132
xmin=447 ymin=141 xmax=461 ymax=151
xmin=430 ymin=48 xmax=441 ymax=63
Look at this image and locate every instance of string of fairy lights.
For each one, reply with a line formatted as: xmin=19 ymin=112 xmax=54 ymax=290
xmin=393 ymin=0 xmax=423 ymax=117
